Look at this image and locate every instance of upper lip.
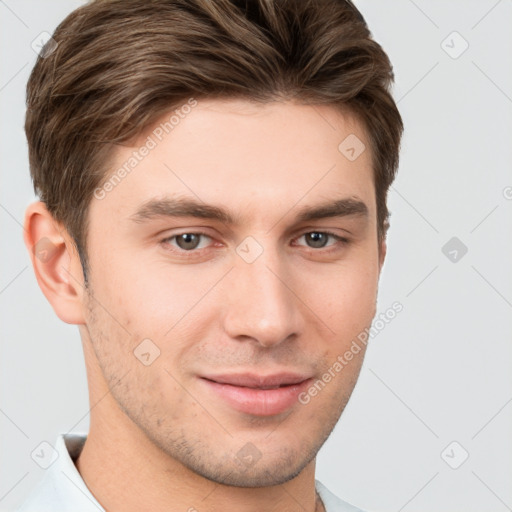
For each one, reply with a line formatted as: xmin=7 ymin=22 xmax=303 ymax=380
xmin=201 ymin=372 xmax=312 ymax=389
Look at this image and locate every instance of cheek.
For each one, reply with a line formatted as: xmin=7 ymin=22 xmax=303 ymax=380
xmin=312 ymin=260 xmax=379 ymax=332
xmin=87 ymin=253 xmax=175 ymax=331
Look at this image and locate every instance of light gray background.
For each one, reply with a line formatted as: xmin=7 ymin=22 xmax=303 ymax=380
xmin=1 ymin=1 xmax=511 ymax=511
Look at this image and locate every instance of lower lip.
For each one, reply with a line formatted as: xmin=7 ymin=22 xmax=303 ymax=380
xmin=199 ymin=378 xmax=312 ymax=416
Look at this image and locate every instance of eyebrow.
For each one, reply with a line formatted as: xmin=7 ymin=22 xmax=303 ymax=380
xmin=129 ymin=196 xmax=368 ymax=226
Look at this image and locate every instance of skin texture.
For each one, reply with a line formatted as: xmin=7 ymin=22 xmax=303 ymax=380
xmin=24 ymin=99 xmax=386 ymax=512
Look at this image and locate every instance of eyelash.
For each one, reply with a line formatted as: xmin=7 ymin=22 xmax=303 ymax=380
xmin=160 ymin=230 xmax=349 ymax=259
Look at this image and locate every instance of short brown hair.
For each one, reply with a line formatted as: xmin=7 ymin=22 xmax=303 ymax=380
xmin=25 ymin=0 xmax=403 ymax=283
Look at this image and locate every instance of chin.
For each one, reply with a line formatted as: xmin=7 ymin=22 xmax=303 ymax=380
xmin=202 ymin=462 xmax=307 ymax=488
xmin=184 ymin=444 xmax=318 ymax=488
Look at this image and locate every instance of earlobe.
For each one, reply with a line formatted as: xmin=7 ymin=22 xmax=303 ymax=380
xmin=23 ymin=201 xmax=86 ymax=325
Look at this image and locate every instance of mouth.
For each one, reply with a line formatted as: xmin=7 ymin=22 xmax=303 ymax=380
xmin=198 ymin=372 xmax=313 ymax=416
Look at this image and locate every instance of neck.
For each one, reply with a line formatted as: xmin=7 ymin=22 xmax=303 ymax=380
xmin=75 ymin=392 xmax=322 ymax=512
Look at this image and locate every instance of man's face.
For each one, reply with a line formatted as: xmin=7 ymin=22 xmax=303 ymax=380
xmin=80 ymin=99 xmax=384 ymax=486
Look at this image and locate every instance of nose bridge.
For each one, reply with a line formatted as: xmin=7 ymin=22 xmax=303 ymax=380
xmin=223 ymin=240 xmax=303 ymax=346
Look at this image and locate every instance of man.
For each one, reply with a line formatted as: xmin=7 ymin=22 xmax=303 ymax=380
xmin=20 ymin=0 xmax=403 ymax=510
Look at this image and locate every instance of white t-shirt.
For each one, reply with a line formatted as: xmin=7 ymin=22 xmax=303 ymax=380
xmin=17 ymin=432 xmax=365 ymax=512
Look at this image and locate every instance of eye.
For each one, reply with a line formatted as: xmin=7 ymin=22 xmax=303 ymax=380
xmin=159 ymin=230 xmax=349 ymax=258
xmin=161 ymin=232 xmax=212 ymax=252
xmin=294 ymin=231 xmax=348 ymax=250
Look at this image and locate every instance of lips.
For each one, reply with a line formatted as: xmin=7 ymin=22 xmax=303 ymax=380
xmin=202 ymin=372 xmax=310 ymax=388
xmin=199 ymin=372 xmax=313 ymax=416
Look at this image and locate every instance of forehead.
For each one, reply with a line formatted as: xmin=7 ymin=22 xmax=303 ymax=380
xmin=91 ymin=98 xmax=375 ymax=226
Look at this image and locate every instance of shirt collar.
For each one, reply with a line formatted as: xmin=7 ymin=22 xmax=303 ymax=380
xmin=18 ymin=432 xmax=104 ymax=511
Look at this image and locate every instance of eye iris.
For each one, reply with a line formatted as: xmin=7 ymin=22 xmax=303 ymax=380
xmin=176 ymin=233 xmax=201 ymax=250
xmin=307 ymin=232 xmax=328 ymax=248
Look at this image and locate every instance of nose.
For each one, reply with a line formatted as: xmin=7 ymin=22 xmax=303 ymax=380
xmin=222 ymin=245 xmax=304 ymax=348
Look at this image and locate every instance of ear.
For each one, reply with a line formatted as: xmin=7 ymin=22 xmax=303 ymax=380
xmin=378 ymin=236 xmax=387 ymax=273
xmin=23 ymin=201 xmax=86 ymax=324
